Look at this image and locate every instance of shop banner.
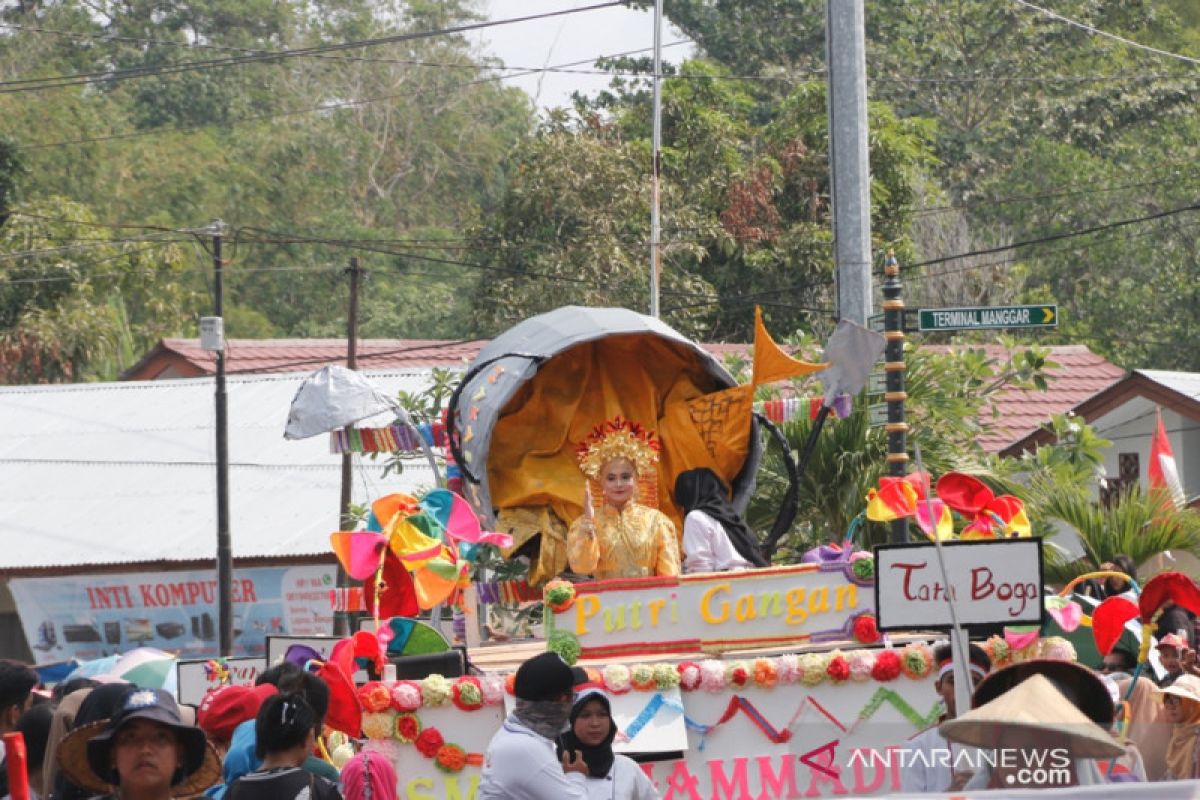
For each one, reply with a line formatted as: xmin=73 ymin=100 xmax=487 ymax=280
xmin=10 ymin=565 xmax=335 ymax=665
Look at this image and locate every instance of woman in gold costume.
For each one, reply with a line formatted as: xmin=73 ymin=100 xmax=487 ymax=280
xmin=566 ymin=418 xmax=680 ymax=579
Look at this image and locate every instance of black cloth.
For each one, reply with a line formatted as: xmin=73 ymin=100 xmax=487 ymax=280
xmin=224 ymin=766 xmax=342 ymax=800
xmin=557 ymin=693 xmax=616 ymax=779
xmin=674 ymin=468 xmax=769 ymax=568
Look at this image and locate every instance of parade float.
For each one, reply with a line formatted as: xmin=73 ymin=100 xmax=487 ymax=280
xmin=274 ymin=305 xmax=1166 ymax=798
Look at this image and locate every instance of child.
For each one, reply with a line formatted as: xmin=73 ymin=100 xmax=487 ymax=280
xmin=1159 ymin=633 xmax=1187 ymax=687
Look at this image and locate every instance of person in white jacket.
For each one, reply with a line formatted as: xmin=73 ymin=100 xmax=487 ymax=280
xmin=557 ymin=686 xmax=659 ymax=800
xmin=478 ymin=653 xmax=590 ymax=800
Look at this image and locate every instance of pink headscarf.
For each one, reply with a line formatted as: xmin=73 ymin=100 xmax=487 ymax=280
xmin=341 ymin=750 xmax=398 ymax=800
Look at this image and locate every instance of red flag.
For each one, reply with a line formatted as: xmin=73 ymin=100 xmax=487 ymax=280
xmin=1149 ymin=410 xmax=1186 ymax=508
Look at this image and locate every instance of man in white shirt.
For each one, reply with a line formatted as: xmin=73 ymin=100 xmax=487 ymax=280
xmin=899 ymin=643 xmax=991 ymax=793
xmin=478 ymin=652 xmax=590 ymax=800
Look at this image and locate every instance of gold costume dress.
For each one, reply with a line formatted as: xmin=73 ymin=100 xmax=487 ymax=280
xmin=566 ymin=501 xmax=680 ymax=579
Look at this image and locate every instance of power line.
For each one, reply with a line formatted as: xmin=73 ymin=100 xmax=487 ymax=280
xmin=906 ymin=202 xmax=1200 ymax=271
xmin=1011 ymin=0 xmax=1200 ymax=67
xmin=0 ymin=2 xmax=624 ymax=94
xmin=14 ymin=41 xmax=693 ymax=150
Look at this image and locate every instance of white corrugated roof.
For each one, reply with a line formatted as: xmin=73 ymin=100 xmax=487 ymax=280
xmin=0 ymin=370 xmax=439 ymax=570
xmin=1138 ymin=370 xmax=1200 ymax=402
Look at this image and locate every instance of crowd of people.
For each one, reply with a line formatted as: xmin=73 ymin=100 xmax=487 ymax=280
xmin=0 ymin=659 xmax=398 ymax=800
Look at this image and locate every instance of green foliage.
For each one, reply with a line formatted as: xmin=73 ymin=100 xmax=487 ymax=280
xmin=1034 ymin=483 xmax=1200 ymax=582
xmin=471 ymin=64 xmax=934 ymax=341
xmin=0 ymin=197 xmax=202 ymax=381
xmin=746 ymin=341 xmax=1055 ymax=558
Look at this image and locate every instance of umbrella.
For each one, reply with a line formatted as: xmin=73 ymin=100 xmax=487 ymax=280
xmin=65 ymin=655 xmax=119 ymax=681
xmin=284 ymin=365 xmax=399 ymax=440
xmin=120 ymin=659 xmax=178 ymax=694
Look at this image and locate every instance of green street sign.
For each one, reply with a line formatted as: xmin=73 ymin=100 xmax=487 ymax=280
xmin=868 ymin=403 xmax=889 ymax=428
xmin=867 ymin=373 xmax=887 ymax=395
xmin=918 ymin=304 xmax=1057 ymax=332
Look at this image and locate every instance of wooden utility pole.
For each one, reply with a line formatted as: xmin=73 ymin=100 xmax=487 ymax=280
xmin=334 ymin=256 xmax=362 ymax=636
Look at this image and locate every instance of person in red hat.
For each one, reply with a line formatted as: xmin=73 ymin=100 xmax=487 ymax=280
xmin=1158 ymin=633 xmax=1188 ymax=688
xmin=197 ymin=684 xmax=278 ymax=755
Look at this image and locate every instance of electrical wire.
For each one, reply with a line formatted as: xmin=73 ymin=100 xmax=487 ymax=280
xmin=14 ymin=41 xmax=692 ymax=150
xmin=0 ymin=2 xmax=624 ymax=94
xmin=1011 ymin=0 xmax=1200 ymax=67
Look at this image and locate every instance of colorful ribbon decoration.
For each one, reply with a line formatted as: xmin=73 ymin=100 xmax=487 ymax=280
xmin=754 ymin=396 xmax=852 ymax=424
xmin=329 ymin=422 xmax=448 ymax=454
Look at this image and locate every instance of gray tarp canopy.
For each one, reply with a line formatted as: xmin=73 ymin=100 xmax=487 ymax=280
xmin=447 ymin=306 xmax=763 ymax=526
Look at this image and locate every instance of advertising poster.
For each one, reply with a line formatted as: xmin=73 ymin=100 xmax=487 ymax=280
xmin=9 ymin=565 xmax=335 ymax=664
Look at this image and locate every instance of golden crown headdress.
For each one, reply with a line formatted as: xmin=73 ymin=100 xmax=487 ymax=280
xmin=575 ymin=416 xmax=660 ymax=480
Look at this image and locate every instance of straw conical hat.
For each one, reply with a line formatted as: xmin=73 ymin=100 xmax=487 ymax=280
xmin=941 ymin=673 xmax=1123 ymax=759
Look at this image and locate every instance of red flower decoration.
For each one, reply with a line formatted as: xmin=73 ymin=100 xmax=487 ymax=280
xmin=395 ymin=713 xmax=421 ymax=743
xmin=729 ymin=666 xmax=749 ymax=688
xmin=935 ymin=472 xmax=1030 ymax=538
xmin=357 ymin=681 xmax=392 ymax=713
xmin=871 ymin=650 xmax=901 ymax=682
xmin=452 ymin=676 xmax=483 ymax=711
xmin=677 ymin=661 xmax=701 ymax=692
xmin=853 ymin=614 xmax=880 ymax=644
xmin=415 ymin=727 xmax=445 ymax=758
xmin=826 ymin=655 xmax=850 ymax=683
xmin=435 ymin=743 xmax=468 ymax=774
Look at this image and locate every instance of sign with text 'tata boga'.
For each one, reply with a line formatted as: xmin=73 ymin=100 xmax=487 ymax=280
xmin=873 ymin=538 xmax=1044 ymax=631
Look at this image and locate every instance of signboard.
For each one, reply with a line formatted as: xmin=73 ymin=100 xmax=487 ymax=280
xmin=366 ymin=664 xmax=939 ymax=799
xmin=549 ymin=563 xmax=874 ymax=659
xmin=9 ymin=565 xmax=336 ymax=665
xmin=176 ymin=656 xmax=266 ymax=706
xmin=917 ymin=304 xmax=1057 ymax=332
xmin=866 ymin=373 xmax=887 ymax=396
xmin=873 ymin=538 xmax=1044 ymax=631
xmin=867 ymin=310 xmax=918 ymax=334
xmin=867 ymin=403 xmax=888 ymax=428
xmin=266 ymin=635 xmax=341 ymax=666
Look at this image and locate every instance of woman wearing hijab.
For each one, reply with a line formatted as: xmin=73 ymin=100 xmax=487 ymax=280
xmin=673 ymin=468 xmax=768 ymax=573
xmin=1159 ymin=673 xmax=1200 ymax=779
xmin=557 ymin=687 xmax=658 ymax=800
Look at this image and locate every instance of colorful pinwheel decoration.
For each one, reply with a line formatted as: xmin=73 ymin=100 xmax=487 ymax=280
xmin=329 ymin=488 xmax=513 ymax=625
xmin=864 ymin=471 xmax=953 ymax=540
xmin=934 ymin=473 xmax=1030 ymax=539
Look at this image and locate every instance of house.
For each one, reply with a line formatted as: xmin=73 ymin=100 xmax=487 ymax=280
xmin=0 ymin=368 xmax=437 ymax=662
xmin=1004 ymin=369 xmax=1200 ymax=507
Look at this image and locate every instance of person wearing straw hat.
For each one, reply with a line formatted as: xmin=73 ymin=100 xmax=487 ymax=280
xmin=1158 ymin=673 xmax=1200 ymax=779
xmin=942 ymin=659 xmax=1124 ymax=789
xmin=899 ymin=642 xmax=991 ymax=793
xmin=56 ymin=688 xmax=221 ymax=800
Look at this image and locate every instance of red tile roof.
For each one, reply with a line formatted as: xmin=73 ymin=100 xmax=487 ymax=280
xmin=123 ymin=338 xmax=755 ymax=380
xmin=922 ymin=344 xmax=1126 ymax=452
xmin=125 ymin=339 xmax=1124 ymax=453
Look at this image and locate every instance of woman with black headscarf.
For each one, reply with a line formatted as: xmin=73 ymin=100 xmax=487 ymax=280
xmin=556 ymin=688 xmax=658 ymax=800
xmin=673 ymin=468 xmax=768 ymax=573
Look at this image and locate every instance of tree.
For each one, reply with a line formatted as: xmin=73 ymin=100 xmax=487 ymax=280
xmin=0 ymin=197 xmax=202 ymax=381
xmin=470 ymin=61 xmax=935 ymax=342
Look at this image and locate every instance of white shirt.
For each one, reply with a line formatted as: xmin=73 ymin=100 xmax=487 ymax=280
xmin=898 ymin=724 xmax=989 ymax=793
xmin=583 ymin=754 xmax=660 ymax=800
xmin=681 ymin=511 xmax=753 ymax=573
xmin=478 ymin=718 xmax=589 ymax=800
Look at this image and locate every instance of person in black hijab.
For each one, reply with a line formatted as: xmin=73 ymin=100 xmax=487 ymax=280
xmin=556 ymin=688 xmax=658 ymax=800
xmin=673 ymin=468 xmax=768 ymax=573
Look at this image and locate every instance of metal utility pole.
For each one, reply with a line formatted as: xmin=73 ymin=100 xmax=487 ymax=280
xmin=334 ymin=257 xmax=362 ymax=637
xmin=825 ymin=0 xmax=872 ymax=325
xmin=210 ymin=220 xmax=233 ymax=657
xmin=648 ymin=0 xmax=664 ymax=318
xmin=882 ymin=251 xmax=909 ymax=543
